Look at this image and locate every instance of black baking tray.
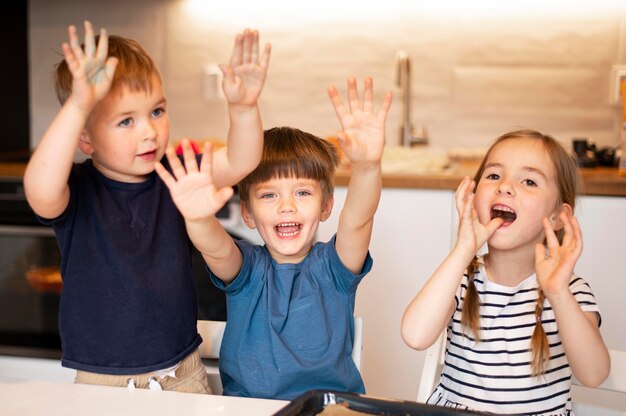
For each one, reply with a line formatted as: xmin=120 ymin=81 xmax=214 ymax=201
xmin=272 ymin=390 xmax=488 ymax=416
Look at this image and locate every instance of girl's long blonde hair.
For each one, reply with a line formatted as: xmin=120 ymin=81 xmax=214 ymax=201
xmin=461 ymin=129 xmax=581 ymax=376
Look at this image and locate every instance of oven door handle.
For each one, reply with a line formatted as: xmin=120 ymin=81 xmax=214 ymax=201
xmin=0 ymin=225 xmax=55 ymax=237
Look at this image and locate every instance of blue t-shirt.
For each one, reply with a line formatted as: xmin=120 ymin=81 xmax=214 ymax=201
xmin=43 ymin=159 xmax=201 ymax=374
xmin=209 ymin=236 xmax=371 ymax=400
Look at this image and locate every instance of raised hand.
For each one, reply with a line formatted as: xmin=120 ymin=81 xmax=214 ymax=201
xmin=220 ymin=29 xmax=271 ymax=107
xmin=535 ymin=212 xmax=583 ymax=297
xmin=155 ymin=140 xmax=234 ymax=223
xmin=327 ymin=77 xmax=392 ymax=167
xmin=62 ymin=20 xmax=118 ymax=110
xmin=454 ymin=177 xmax=503 ymax=255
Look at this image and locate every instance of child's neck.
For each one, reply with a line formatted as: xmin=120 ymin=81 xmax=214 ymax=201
xmin=483 ymin=247 xmax=536 ymax=287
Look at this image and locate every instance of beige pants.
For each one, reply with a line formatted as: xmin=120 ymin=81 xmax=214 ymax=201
xmin=75 ymin=349 xmax=211 ymax=394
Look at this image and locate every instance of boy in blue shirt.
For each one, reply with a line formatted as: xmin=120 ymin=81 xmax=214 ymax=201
xmin=23 ymin=21 xmax=270 ymax=393
xmin=157 ymin=77 xmax=392 ymax=399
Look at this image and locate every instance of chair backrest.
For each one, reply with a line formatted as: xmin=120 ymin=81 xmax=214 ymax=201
xmin=416 ymin=330 xmax=446 ymax=403
xmin=352 ymin=316 xmax=363 ymax=371
xmin=571 ymin=349 xmax=626 ymax=416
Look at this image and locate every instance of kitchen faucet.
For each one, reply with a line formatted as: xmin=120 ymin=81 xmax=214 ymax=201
xmin=395 ymin=50 xmax=428 ymax=147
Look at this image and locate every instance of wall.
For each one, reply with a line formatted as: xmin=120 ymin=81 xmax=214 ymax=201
xmin=30 ymin=0 xmax=626 ymax=153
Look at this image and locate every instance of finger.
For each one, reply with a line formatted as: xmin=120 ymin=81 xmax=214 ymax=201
xmin=484 ymin=217 xmax=504 ymax=236
xmin=570 ymin=215 xmax=583 ymax=256
xmin=242 ymin=28 xmax=252 ymax=64
xmin=154 ymin=162 xmax=177 ymax=189
xmin=542 ymin=217 xmax=560 ymax=253
xmin=181 ymin=139 xmax=199 ymax=173
xmin=199 ymin=141 xmax=214 ymax=178
xmin=250 ymin=30 xmax=259 ymax=63
xmin=347 ymin=77 xmax=360 ymax=113
xmin=534 ymin=243 xmax=546 ymax=267
xmin=363 ymin=77 xmax=373 ymax=113
xmin=83 ymin=21 xmax=96 ymax=56
xmin=104 ymin=57 xmax=118 ymax=81
xmin=67 ymin=25 xmax=84 ymax=61
xmin=219 ymin=64 xmax=237 ymax=91
xmin=377 ymin=91 xmax=393 ymax=123
xmin=327 ymin=85 xmax=348 ymax=121
xmin=229 ymin=32 xmax=243 ymax=68
xmin=166 ymin=146 xmax=187 ymax=179
xmin=95 ymin=28 xmax=109 ymax=62
xmin=259 ymin=43 xmax=272 ymax=70
xmin=455 ymin=177 xmax=471 ymax=214
xmin=62 ymin=43 xmax=80 ymax=74
xmin=559 ymin=211 xmax=574 ymax=248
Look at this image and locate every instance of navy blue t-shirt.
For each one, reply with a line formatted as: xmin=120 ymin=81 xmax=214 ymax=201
xmin=209 ymin=236 xmax=371 ymax=400
xmin=42 ymin=159 xmax=201 ymax=374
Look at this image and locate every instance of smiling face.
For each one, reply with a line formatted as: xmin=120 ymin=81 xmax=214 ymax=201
xmin=241 ymin=176 xmax=333 ymax=264
xmin=79 ymin=74 xmax=169 ymax=183
xmin=474 ymin=138 xmax=565 ymax=253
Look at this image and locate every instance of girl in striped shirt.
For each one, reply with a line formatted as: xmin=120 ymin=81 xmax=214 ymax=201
xmin=401 ymin=130 xmax=610 ymax=415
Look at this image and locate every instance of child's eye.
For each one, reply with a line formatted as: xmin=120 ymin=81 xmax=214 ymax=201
xmin=485 ymin=173 xmax=500 ymax=180
xmin=523 ymin=179 xmax=537 ymax=187
xmin=296 ymin=190 xmax=311 ymax=197
xmin=152 ymin=107 xmax=165 ymax=118
xmin=118 ymin=118 xmax=133 ymax=127
xmin=260 ymin=193 xmax=276 ymax=199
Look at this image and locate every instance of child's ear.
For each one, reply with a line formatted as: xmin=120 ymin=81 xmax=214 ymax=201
xmin=241 ymin=202 xmax=257 ymax=229
xmin=550 ymin=203 xmax=573 ymax=230
xmin=77 ymin=131 xmax=95 ymax=155
xmin=320 ymin=194 xmax=334 ymax=222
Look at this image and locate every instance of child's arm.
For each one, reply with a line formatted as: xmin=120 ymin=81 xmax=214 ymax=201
xmin=401 ymin=177 xmax=504 ymax=350
xmin=23 ymin=21 xmax=118 ymax=219
xmin=327 ymin=77 xmax=391 ymax=274
xmin=211 ymin=29 xmax=271 ymax=189
xmin=535 ymin=212 xmax=610 ymax=387
xmin=155 ymin=140 xmax=243 ymax=283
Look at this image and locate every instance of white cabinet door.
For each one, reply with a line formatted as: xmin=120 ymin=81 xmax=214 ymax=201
xmin=575 ymin=196 xmax=626 ymax=352
xmin=317 ymin=187 xmax=454 ymax=401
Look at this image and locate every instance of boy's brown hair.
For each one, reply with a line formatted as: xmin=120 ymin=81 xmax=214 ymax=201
xmin=54 ymin=35 xmax=161 ymax=105
xmin=462 ymin=129 xmax=582 ymax=377
xmin=238 ymin=126 xmax=340 ymax=209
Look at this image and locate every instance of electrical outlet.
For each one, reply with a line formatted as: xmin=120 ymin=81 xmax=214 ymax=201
xmin=609 ymin=65 xmax=626 ymax=105
xmin=203 ymin=64 xmax=224 ymax=102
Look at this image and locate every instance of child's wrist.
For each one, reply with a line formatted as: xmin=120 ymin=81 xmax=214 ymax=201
xmin=227 ymin=102 xmax=259 ymax=114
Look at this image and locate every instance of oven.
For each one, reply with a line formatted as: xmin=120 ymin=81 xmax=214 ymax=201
xmin=0 ymin=175 xmax=254 ymax=359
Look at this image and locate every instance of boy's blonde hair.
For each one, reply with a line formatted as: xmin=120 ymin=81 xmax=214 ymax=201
xmin=54 ymin=35 xmax=161 ymax=105
xmin=238 ymin=126 xmax=340 ymax=209
xmin=462 ymin=129 xmax=582 ymax=376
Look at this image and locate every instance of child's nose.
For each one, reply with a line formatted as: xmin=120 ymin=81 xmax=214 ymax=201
xmin=143 ymin=120 xmax=157 ymax=141
xmin=496 ymin=181 xmax=515 ymax=196
xmin=279 ymin=197 xmax=296 ymax=213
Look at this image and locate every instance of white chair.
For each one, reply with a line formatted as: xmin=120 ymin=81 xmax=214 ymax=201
xmin=197 ymin=316 xmax=364 ymax=394
xmin=416 ymin=330 xmax=446 ymax=403
xmin=571 ymin=349 xmax=626 ymax=416
xmin=197 ymin=320 xmax=226 ymax=394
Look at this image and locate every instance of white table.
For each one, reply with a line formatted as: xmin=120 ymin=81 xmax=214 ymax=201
xmin=0 ymin=377 xmax=289 ymax=416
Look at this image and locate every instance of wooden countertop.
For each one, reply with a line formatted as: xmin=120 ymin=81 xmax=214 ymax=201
xmin=334 ymin=165 xmax=626 ymax=197
xmin=2 ymin=162 xmax=625 ymax=197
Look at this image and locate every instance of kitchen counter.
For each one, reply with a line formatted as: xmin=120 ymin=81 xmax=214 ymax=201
xmin=2 ymin=162 xmax=625 ymax=196
xmin=334 ymin=165 xmax=626 ymax=197
xmin=0 ymin=377 xmax=288 ymax=416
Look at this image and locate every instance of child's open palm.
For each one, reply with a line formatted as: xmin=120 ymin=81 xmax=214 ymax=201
xmin=535 ymin=212 xmax=583 ymax=297
xmin=62 ymin=21 xmax=118 ymax=111
xmin=155 ymin=140 xmax=234 ymax=223
xmin=327 ymin=77 xmax=392 ymax=166
xmin=220 ymin=29 xmax=271 ymax=107
xmin=454 ymin=177 xmax=503 ymax=255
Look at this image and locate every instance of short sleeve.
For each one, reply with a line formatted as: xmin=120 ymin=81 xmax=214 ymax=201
xmin=569 ymin=275 xmax=602 ymax=327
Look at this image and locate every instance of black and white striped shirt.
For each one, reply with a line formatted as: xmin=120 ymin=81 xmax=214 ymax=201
xmin=428 ymin=261 xmax=600 ymax=416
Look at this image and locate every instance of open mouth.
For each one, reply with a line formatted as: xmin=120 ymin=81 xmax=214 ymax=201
xmin=491 ymin=204 xmax=517 ymax=223
xmin=275 ymin=222 xmax=302 ymax=237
